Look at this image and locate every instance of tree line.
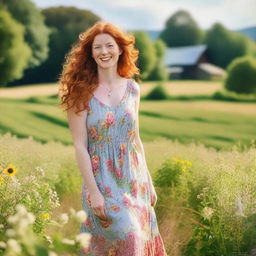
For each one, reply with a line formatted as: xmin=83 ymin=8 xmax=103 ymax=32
xmin=0 ymin=1 xmax=255 ymax=88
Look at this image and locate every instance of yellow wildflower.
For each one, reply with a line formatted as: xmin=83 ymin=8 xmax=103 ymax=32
xmin=2 ymin=165 xmax=18 ymax=176
xmin=40 ymin=213 xmax=51 ymax=221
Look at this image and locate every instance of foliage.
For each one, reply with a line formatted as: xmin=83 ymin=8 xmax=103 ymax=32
xmin=133 ymin=31 xmax=157 ymax=80
xmin=144 ymin=83 xmax=169 ymax=100
xmin=1 ymin=0 xmax=50 ymax=69
xmin=224 ymin=56 xmax=256 ymax=94
xmin=160 ymin=10 xmax=203 ymax=47
xmin=153 ymin=143 xmax=256 ymax=255
xmin=0 ymin=204 xmax=90 ymax=256
xmin=205 ymin=23 xmax=256 ymax=69
xmin=0 ymin=9 xmax=31 ymax=86
xmin=147 ymin=39 xmax=169 ymax=81
xmin=14 ymin=6 xmax=100 ymax=85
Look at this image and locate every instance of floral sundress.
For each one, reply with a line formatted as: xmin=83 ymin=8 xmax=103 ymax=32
xmin=80 ymin=78 xmax=167 ymax=256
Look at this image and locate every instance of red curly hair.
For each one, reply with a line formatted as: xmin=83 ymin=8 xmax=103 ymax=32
xmin=58 ymin=21 xmax=140 ymax=114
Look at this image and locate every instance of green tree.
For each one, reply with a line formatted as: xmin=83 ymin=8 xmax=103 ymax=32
xmin=147 ymin=39 xmax=168 ymax=81
xmin=225 ymin=56 xmax=256 ymax=94
xmin=205 ymin=23 xmax=256 ymax=69
xmin=133 ymin=31 xmax=157 ymax=80
xmin=160 ymin=10 xmax=203 ymax=47
xmin=0 ymin=9 xmax=31 ymax=86
xmin=15 ymin=6 xmax=100 ymax=84
xmin=1 ymin=0 xmax=50 ymax=68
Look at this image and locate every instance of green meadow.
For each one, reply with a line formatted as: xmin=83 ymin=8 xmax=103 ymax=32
xmin=0 ymin=81 xmax=256 ymax=255
xmin=0 ymin=81 xmax=255 ymax=150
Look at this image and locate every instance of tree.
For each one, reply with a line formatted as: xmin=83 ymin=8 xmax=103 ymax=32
xmin=1 ymin=0 xmax=50 ymax=68
xmin=225 ymin=56 xmax=256 ymax=94
xmin=205 ymin=23 xmax=256 ymax=69
xmin=147 ymin=39 xmax=168 ymax=81
xmin=13 ymin=6 xmax=100 ymax=84
xmin=133 ymin=31 xmax=157 ymax=80
xmin=160 ymin=10 xmax=203 ymax=47
xmin=0 ymin=9 xmax=31 ymax=86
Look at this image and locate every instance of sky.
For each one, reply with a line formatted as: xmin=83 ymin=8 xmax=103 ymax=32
xmin=32 ymin=0 xmax=256 ymax=31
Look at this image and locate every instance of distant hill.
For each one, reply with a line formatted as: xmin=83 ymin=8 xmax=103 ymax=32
xmin=235 ymin=26 xmax=256 ymax=41
xmin=143 ymin=26 xmax=256 ymax=42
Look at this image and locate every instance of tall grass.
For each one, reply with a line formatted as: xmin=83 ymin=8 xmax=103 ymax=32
xmin=1 ymin=133 xmax=256 ymax=255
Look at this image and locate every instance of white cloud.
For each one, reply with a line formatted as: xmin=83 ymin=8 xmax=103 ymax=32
xmin=32 ymin=0 xmax=256 ymax=30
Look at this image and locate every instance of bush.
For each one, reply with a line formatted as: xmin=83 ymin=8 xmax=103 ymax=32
xmin=144 ymin=83 xmax=169 ymax=100
xmin=225 ymin=56 xmax=256 ymax=94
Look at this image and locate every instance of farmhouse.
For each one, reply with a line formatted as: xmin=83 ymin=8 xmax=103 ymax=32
xmin=164 ymin=44 xmax=226 ymax=80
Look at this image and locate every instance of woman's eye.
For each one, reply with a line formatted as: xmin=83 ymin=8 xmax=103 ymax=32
xmin=108 ymin=45 xmax=114 ymax=47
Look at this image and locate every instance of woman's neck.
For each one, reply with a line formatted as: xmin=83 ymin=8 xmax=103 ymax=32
xmin=97 ymin=67 xmax=122 ymax=85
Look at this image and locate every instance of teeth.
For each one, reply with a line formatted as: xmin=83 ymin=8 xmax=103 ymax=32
xmin=100 ymin=57 xmax=111 ymax=61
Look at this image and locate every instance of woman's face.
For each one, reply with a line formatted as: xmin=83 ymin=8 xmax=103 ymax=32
xmin=92 ymin=33 xmax=123 ymax=70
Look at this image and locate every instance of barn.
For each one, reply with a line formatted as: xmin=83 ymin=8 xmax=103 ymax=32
xmin=164 ymin=45 xmax=227 ymax=80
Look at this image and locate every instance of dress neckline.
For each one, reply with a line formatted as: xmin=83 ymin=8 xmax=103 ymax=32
xmin=92 ymin=79 xmax=130 ymax=109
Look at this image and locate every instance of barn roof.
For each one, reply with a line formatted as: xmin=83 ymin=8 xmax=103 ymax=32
xmin=165 ymin=44 xmax=207 ymax=66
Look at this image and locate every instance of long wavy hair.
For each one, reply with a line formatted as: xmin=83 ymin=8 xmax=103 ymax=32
xmin=58 ymin=21 xmax=140 ymax=114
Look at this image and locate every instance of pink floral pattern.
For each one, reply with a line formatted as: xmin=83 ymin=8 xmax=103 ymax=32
xmin=80 ymin=79 xmax=167 ymax=255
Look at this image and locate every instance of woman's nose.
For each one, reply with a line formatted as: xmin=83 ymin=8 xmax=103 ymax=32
xmin=101 ymin=46 xmax=108 ymax=54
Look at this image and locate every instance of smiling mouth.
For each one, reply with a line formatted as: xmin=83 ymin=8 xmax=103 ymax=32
xmin=100 ymin=56 xmax=112 ymax=61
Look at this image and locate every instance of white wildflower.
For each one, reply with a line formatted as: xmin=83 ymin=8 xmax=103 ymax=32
xmin=6 ymin=229 xmax=16 ymax=237
xmin=6 ymin=239 xmax=21 ymax=253
xmin=27 ymin=212 xmax=36 ymax=224
xmin=235 ymin=196 xmax=246 ymax=217
xmin=75 ymin=233 xmax=91 ymax=248
xmin=202 ymin=207 xmax=214 ymax=220
xmin=15 ymin=204 xmax=27 ymax=216
xmin=75 ymin=210 xmax=87 ymax=223
xmin=49 ymin=251 xmax=58 ymax=256
xmin=0 ymin=241 xmax=6 ymax=248
xmin=59 ymin=213 xmax=69 ymax=225
xmin=62 ymin=238 xmax=75 ymax=245
xmin=35 ymin=166 xmax=45 ymax=177
xmin=7 ymin=215 xmax=19 ymax=225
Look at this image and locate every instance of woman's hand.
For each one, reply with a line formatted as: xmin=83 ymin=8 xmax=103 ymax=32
xmin=89 ymin=190 xmax=108 ymax=220
xmin=149 ymin=185 xmax=157 ymax=207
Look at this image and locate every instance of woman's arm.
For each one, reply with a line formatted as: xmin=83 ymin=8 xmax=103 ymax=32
xmin=67 ymin=106 xmax=99 ymax=194
xmin=67 ymin=105 xmax=107 ymax=219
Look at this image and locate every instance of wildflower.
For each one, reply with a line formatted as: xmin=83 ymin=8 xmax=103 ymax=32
xmin=40 ymin=212 xmax=50 ymax=221
xmin=197 ymin=193 xmax=204 ymax=199
xmin=49 ymin=251 xmax=58 ymax=256
xmin=0 ymin=241 xmax=6 ymax=249
xmin=75 ymin=210 xmax=87 ymax=223
xmin=35 ymin=166 xmax=45 ymax=177
xmin=2 ymin=165 xmax=18 ymax=176
xmin=6 ymin=239 xmax=21 ymax=253
xmin=202 ymin=207 xmax=214 ymax=220
xmin=62 ymin=238 xmax=75 ymax=245
xmin=6 ymin=229 xmax=16 ymax=237
xmin=59 ymin=213 xmax=69 ymax=225
xmin=75 ymin=233 xmax=91 ymax=248
xmin=235 ymin=196 xmax=246 ymax=217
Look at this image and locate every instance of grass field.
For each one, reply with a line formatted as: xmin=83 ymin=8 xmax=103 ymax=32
xmin=0 ymin=81 xmax=255 ymax=150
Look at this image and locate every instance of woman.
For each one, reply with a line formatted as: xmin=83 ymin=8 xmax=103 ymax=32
xmin=59 ymin=21 xmax=167 ymax=256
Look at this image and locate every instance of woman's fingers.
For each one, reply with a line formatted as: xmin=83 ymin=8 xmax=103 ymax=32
xmin=93 ymin=205 xmax=107 ymax=220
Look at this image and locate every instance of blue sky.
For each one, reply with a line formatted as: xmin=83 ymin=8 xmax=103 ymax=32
xmin=32 ymin=0 xmax=256 ymax=31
